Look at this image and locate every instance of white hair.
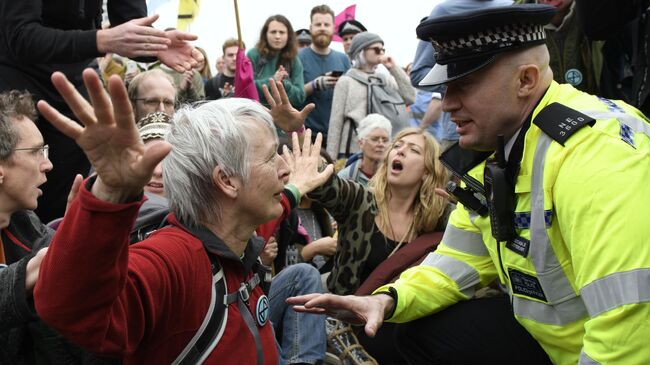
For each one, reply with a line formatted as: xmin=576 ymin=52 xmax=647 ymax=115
xmin=163 ymin=98 xmax=277 ymax=227
xmin=357 ymin=113 xmax=392 ymax=140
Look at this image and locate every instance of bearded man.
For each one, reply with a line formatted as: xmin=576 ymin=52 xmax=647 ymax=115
xmin=299 ymin=4 xmax=351 ymax=145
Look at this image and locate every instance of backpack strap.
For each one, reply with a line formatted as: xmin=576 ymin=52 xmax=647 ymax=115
xmin=173 ymin=254 xmax=227 ymax=365
xmin=344 ymin=117 xmax=358 ymax=157
xmin=171 ymin=223 xmax=271 ymax=365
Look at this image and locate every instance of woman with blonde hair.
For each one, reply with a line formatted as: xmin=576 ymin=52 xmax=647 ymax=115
xmin=305 ymin=127 xmax=449 ymax=364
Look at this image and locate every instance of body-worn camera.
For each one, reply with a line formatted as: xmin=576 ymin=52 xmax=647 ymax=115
xmin=484 ymin=135 xmax=516 ymax=242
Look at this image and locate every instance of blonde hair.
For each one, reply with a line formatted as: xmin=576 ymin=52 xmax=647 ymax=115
xmin=370 ymin=128 xmax=447 ymax=241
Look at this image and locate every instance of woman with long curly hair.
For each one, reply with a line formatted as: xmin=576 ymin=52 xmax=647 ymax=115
xmin=248 ymin=15 xmax=305 ymax=108
xmin=306 ymin=127 xmax=449 ymax=363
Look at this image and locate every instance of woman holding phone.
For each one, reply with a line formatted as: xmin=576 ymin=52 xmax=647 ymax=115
xmin=327 ymin=32 xmax=415 ymax=161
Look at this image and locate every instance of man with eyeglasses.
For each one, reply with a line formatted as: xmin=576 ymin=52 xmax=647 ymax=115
xmin=127 ymin=69 xmax=177 ymax=121
xmin=0 ymin=90 xmax=115 ymax=364
xmin=338 ymin=113 xmax=392 ymax=186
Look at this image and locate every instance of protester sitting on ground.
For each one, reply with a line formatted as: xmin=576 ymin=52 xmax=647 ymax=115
xmin=338 ymin=114 xmax=392 ymax=186
xmin=249 ymin=15 xmax=306 ymax=109
xmin=136 ymin=111 xmax=172 ymax=197
xmin=128 ymin=69 xmax=177 ymax=122
xmin=289 ymin=4 xmax=650 ymax=365
xmin=0 ymin=90 xmax=116 ymax=364
xmin=327 ymin=32 xmax=414 ymax=160
xmin=33 ymin=69 xmax=331 ymax=364
xmin=309 ymin=128 xmax=448 ymax=363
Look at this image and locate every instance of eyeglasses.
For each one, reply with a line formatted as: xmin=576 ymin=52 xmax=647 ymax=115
xmin=367 ymin=47 xmax=386 ymax=55
xmin=14 ymin=145 xmax=49 ymax=160
xmin=133 ymin=98 xmax=175 ymax=110
xmin=367 ymin=136 xmax=389 ymax=144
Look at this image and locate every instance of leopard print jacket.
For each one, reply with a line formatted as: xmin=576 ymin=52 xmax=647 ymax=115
xmin=308 ymin=174 xmax=378 ymax=295
xmin=308 ymin=174 xmax=450 ymax=295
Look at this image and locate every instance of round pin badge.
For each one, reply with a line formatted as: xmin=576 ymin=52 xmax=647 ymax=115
xmin=256 ymin=294 xmax=270 ymax=326
xmin=565 ymin=69 xmax=583 ymax=86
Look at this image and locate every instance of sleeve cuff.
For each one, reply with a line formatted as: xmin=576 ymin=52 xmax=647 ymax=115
xmin=373 ymin=286 xmax=399 ymax=320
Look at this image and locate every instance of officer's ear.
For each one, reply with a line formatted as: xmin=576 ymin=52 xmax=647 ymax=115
xmin=516 ymin=63 xmax=540 ymax=98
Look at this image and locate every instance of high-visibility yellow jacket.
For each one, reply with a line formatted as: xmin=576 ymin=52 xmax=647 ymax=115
xmin=376 ymin=81 xmax=650 ymax=365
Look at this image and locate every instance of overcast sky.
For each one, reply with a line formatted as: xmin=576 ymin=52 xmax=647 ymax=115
xmin=149 ymin=0 xmax=441 ymax=74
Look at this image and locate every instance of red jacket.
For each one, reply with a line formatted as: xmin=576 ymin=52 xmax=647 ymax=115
xmin=34 ymin=181 xmax=278 ymax=364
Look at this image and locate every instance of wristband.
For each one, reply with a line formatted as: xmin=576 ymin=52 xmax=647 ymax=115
xmin=310 ymin=80 xmax=317 ymax=92
xmin=284 ymin=183 xmax=302 ymax=206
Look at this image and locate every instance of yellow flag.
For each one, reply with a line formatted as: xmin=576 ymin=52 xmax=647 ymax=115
xmin=177 ymin=0 xmax=200 ymax=31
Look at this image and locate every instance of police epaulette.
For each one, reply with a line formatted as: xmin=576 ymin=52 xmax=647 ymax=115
xmin=533 ymin=103 xmax=595 ymax=146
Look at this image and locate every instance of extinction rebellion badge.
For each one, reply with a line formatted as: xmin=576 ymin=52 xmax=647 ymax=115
xmin=565 ymin=68 xmax=583 ymax=86
xmin=256 ymin=294 xmax=270 ymax=326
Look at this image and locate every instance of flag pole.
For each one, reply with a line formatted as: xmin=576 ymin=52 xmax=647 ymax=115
xmin=233 ymin=0 xmax=243 ymax=48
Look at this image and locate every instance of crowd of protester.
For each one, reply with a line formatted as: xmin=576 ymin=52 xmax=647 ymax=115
xmin=1 ymin=0 xmax=650 ymax=364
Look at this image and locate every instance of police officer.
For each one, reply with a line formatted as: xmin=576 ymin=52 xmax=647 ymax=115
xmin=288 ymin=4 xmax=650 ymax=365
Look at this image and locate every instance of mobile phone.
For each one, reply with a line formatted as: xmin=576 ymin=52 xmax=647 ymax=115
xmin=329 ymin=70 xmax=344 ymax=77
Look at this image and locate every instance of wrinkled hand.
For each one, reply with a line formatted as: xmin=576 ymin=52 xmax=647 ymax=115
xmin=158 ymin=29 xmax=202 ymax=73
xmin=260 ymin=236 xmax=279 ymax=266
xmin=25 ymin=247 xmax=48 ymax=296
xmin=96 ymin=14 xmax=170 ymax=58
xmin=282 ymin=129 xmax=333 ymax=196
xmin=287 ymin=293 xmax=393 ymax=337
xmin=37 ymin=69 xmax=171 ymax=203
xmin=262 ymin=78 xmax=314 ymax=132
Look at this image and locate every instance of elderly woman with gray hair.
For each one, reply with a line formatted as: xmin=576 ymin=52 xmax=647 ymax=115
xmin=326 ymin=32 xmax=415 ymax=161
xmin=337 ymin=113 xmax=392 ymax=186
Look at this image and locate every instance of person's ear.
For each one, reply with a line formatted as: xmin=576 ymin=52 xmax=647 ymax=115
xmin=517 ymin=64 xmax=540 ymax=98
xmin=0 ymin=165 xmax=4 ymax=184
xmin=212 ymin=165 xmax=240 ymax=199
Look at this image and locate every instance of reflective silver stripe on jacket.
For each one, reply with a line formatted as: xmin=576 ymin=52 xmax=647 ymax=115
xmin=513 ymin=133 xmax=588 ymax=324
xmin=583 ymin=110 xmax=650 ymax=138
xmin=512 ymin=294 xmax=587 ymax=326
xmin=580 ymin=268 xmax=650 ymax=317
xmin=422 ymin=252 xmax=480 ymax=298
xmin=578 ymin=350 xmax=601 ymax=365
xmin=441 ymin=224 xmax=489 ymax=257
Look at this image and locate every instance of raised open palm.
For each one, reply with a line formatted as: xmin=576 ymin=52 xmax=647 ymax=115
xmin=37 ymin=69 xmax=171 ymax=202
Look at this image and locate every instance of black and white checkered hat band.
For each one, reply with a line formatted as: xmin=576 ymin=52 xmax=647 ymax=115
xmin=430 ymin=23 xmax=546 ymax=63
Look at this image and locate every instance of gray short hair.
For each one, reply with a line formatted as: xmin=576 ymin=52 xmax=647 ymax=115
xmin=357 ymin=113 xmax=392 ymax=140
xmin=163 ymin=98 xmax=277 ymax=227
